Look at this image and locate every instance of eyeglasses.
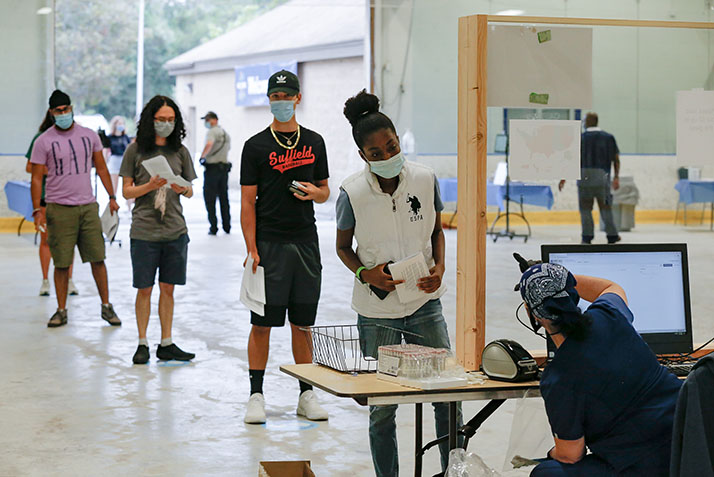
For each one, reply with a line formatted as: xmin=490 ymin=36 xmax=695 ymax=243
xmin=51 ymin=105 xmax=73 ymax=114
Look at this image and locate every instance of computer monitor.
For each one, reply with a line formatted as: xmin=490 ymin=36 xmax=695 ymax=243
xmin=541 ymin=243 xmax=694 ymax=355
xmin=494 ymin=133 xmax=508 ymax=153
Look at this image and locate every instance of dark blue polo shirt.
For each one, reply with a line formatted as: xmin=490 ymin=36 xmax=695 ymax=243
xmin=540 ymin=293 xmax=682 ymax=472
xmin=581 ymin=129 xmax=619 ymax=173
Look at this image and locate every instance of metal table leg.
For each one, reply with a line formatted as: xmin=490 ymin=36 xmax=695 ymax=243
xmin=415 ymin=403 xmax=423 ymax=477
xmin=449 ymin=401 xmax=458 ymax=450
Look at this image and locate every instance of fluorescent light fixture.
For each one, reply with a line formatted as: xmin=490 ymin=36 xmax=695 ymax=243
xmin=36 ymin=7 xmax=52 ymax=15
xmin=495 ymin=9 xmax=525 ymax=16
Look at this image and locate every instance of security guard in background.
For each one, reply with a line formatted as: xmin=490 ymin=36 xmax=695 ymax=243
xmin=199 ymin=111 xmax=232 ymax=235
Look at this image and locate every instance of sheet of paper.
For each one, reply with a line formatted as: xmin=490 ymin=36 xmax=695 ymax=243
xmin=100 ymin=205 xmax=119 ymax=241
xmin=676 ymin=90 xmax=714 ymax=167
xmin=493 ymin=161 xmax=508 ymax=186
xmin=141 ymin=155 xmax=192 ymax=188
xmin=389 ymin=252 xmax=431 ymax=304
xmin=240 ymin=256 xmax=265 ymax=316
xmin=508 ymin=119 xmax=581 ymax=181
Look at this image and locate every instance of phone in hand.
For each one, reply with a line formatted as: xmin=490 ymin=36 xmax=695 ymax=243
xmin=369 ymin=262 xmax=393 ymax=300
xmin=288 ymin=180 xmax=308 ymax=197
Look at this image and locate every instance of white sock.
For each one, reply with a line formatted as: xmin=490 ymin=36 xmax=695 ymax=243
xmin=161 ymin=337 xmax=173 ymax=347
xmin=139 ymin=338 xmax=149 ymax=346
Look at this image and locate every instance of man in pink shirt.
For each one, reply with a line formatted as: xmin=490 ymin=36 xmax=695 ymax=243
xmin=30 ymin=90 xmax=121 ymax=328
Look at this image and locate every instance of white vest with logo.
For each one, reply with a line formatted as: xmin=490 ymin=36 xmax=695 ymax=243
xmin=341 ymin=161 xmax=446 ymax=318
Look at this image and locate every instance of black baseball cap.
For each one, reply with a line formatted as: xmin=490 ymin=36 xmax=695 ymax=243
xmin=201 ymin=111 xmax=218 ymax=120
xmin=267 ymin=70 xmax=300 ymax=96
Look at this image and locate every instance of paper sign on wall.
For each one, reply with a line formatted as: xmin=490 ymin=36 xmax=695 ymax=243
xmin=508 ymin=120 xmax=581 ymax=181
xmin=676 ymin=90 xmax=714 ymax=167
xmin=488 ymin=26 xmax=592 ymax=108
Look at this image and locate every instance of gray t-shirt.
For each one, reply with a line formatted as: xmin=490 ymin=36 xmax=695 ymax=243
xmin=119 ymin=142 xmax=197 ymax=241
xmin=205 ymin=125 xmax=230 ymax=164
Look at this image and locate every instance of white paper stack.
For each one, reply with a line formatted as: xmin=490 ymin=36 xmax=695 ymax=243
xmin=240 ymin=256 xmax=266 ymax=316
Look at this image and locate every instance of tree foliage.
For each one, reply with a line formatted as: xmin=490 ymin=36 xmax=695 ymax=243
xmin=56 ymin=0 xmax=286 ymax=120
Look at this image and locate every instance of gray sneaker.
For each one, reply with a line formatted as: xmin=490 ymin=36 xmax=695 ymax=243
xmin=101 ymin=303 xmax=121 ymax=326
xmin=47 ymin=309 xmax=68 ymax=328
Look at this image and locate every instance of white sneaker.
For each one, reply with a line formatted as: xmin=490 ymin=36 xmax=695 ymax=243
xmin=39 ymin=279 xmax=50 ymax=296
xmin=68 ymin=279 xmax=79 ymax=296
xmin=297 ymin=390 xmax=328 ymax=421
xmin=244 ymin=393 xmax=266 ymax=424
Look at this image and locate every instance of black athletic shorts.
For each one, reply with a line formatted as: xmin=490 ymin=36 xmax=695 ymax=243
xmin=250 ymin=240 xmax=321 ymax=327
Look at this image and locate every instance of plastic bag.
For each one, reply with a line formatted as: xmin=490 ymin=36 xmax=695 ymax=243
xmin=502 ymin=390 xmax=552 ymax=472
xmin=446 ymin=448 xmax=501 ymax=477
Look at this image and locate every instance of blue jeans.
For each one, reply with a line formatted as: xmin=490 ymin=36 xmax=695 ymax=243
xmin=358 ymin=299 xmax=463 ymax=477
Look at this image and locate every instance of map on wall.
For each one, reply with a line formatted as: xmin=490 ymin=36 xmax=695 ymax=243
xmin=508 ymin=120 xmax=581 ymax=181
xmin=676 ymin=89 xmax=714 ymax=167
xmin=488 ymin=26 xmax=592 ymax=108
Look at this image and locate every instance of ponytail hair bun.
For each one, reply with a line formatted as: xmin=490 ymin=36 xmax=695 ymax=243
xmin=343 ymin=89 xmax=396 ymax=149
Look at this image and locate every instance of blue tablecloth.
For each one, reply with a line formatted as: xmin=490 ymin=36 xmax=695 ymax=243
xmin=437 ymin=178 xmax=554 ymax=210
xmin=675 ymin=179 xmax=714 ymax=204
xmin=4 ymin=180 xmax=34 ymax=221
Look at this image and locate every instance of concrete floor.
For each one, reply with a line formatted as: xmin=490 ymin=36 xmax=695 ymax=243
xmin=2 ymin=194 xmax=713 ymax=477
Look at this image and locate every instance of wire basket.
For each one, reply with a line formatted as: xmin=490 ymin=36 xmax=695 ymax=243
xmin=302 ymin=324 xmax=421 ymax=373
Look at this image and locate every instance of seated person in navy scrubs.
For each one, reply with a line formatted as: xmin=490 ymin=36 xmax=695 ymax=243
xmin=516 ymin=261 xmax=682 ymax=477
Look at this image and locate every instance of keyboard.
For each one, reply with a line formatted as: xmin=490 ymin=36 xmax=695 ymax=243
xmin=663 ymin=362 xmax=695 ymax=377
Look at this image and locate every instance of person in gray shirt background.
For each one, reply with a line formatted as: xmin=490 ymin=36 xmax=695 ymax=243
xmin=199 ymin=111 xmax=232 ymax=235
xmin=120 ymin=95 xmax=197 ymax=365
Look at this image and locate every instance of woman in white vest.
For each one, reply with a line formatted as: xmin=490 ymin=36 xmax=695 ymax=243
xmin=336 ymin=90 xmax=461 ymax=477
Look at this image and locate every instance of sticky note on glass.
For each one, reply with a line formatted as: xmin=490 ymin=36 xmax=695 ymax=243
xmin=537 ymin=30 xmax=551 ymax=43
xmin=529 ymin=93 xmax=549 ymax=105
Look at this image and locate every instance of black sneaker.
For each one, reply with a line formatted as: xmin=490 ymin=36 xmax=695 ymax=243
xmin=156 ymin=343 xmax=195 ymax=361
xmin=47 ymin=309 xmax=68 ymax=328
xmin=223 ymin=227 xmax=231 ymax=234
xmin=133 ymin=345 xmax=150 ymax=364
xmin=208 ymin=228 xmax=218 ymax=236
xmin=101 ymin=303 xmax=122 ymax=326
xmin=607 ymin=235 xmax=622 ymax=244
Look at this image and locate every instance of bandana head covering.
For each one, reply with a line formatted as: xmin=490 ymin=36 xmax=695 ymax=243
xmin=519 ymin=263 xmax=579 ymax=322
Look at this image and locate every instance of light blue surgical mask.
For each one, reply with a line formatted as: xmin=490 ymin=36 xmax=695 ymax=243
xmin=54 ymin=112 xmax=74 ymax=130
xmin=204 ymin=121 xmax=211 ymax=129
xmin=270 ymin=100 xmax=295 ymax=123
xmin=369 ymin=151 xmax=405 ymax=179
xmin=116 ymin=124 xmax=125 ymax=133
xmin=154 ymin=120 xmax=175 ymax=138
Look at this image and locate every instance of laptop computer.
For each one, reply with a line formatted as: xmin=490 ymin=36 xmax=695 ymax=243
xmin=540 ymin=243 xmax=694 ymax=362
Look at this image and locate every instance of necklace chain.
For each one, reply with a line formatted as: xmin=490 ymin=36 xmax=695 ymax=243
xmin=270 ymin=125 xmax=300 ymax=149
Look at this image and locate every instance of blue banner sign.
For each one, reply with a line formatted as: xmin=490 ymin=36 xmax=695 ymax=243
xmin=235 ymin=61 xmax=298 ymax=107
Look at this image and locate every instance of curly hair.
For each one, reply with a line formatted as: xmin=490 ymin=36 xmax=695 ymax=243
xmin=343 ymin=89 xmax=396 ymax=150
xmin=135 ymin=95 xmax=186 ymax=154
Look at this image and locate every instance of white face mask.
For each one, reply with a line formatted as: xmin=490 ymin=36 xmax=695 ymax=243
xmin=154 ymin=121 xmax=175 ymax=138
xmin=368 ymin=151 xmax=405 ymax=179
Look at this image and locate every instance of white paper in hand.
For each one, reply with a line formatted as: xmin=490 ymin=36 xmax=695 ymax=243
xmin=240 ymin=256 xmax=266 ymax=316
xmin=388 ymin=252 xmax=431 ymax=304
xmin=141 ymin=155 xmax=192 ymax=188
xmin=100 ymin=205 xmax=119 ymax=242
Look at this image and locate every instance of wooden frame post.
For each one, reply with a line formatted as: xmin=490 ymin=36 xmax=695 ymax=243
xmin=456 ymin=14 xmax=488 ymax=370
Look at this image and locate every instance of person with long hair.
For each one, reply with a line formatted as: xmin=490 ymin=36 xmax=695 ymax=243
xmin=515 ymin=259 xmax=682 ymax=477
xmin=120 ymin=95 xmax=196 ymax=364
xmin=30 ymin=89 xmax=121 ymax=328
xmin=105 ymin=115 xmax=133 ymax=208
xmin=336 ymin=89 xmax=461 ymax=476
xmin=25 ymin=111 xmax=78 ymax=296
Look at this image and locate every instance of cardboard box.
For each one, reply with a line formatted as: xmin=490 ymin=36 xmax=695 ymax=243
xmin=258 ymin=461 xmax=315 ymax=477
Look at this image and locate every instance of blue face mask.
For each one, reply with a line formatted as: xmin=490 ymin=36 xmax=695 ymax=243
xmin=116 ymin=124 xmax=125 ymax=133
xmin=54 ymin=112 xmax=73 ymax=130
xmin=204 ymin=121 xmax=211 ymax=129
xmin=369 ymin=151 xmax=405 ymax=179
xmin=270 ymin=100 xmax=295 ymax=123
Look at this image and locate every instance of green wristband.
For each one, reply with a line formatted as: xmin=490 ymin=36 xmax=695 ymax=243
xmin=355 ymin=266 xmax=367 ymax=284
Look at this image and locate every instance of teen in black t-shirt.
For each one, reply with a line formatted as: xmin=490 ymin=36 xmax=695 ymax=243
xmin=239 ymin=70 xmax=330 ymax=425
xmin=240 ymin=126 xmax=328 ymax=242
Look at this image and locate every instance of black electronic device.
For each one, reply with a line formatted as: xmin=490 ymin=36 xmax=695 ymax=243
xmin=481 ymin=339 xmax=539 ymax=382
xmin=288 ymin=180 xmax=307 ymax=197
xmin=541 ymin=243 xmax=694 ymax=356
xmin=369 ymin=262 xmax=392 ymax=300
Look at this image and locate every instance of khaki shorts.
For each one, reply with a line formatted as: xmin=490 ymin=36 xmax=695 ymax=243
xmin=46 ymin=202 xmax=105 ymax=268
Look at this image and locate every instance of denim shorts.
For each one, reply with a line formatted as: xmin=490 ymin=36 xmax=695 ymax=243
xmin=130 ymin=234 xmax=189 ymax=289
